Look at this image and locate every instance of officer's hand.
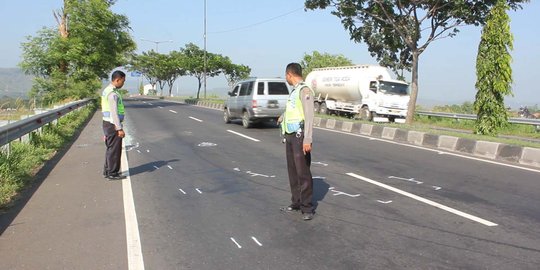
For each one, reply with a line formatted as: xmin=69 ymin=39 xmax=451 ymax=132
xmin=303 ymin=143 xmax=312 ymax=155
xmin=117 ymin=129 xmax=125 ymax=138
xmin=277 ymin=115 xmax=283 ymax=123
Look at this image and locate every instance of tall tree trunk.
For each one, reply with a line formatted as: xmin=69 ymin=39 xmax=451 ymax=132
xmin=406 ymin=51 xmax=419 ymax=124
xmin=196 ymin=77 xmax=202 ymax=99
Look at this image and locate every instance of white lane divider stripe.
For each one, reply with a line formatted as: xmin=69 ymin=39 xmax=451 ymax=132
xmin=230 ymin=238 xmax=242 ymax=248
xmin=121 ymin=141 xmax=145 ymax=269
xmin=169 ymin=110 xmax=178 ymax=114
xmin=251 ymin=236 xmax=263 ymax=246
xmin=189 ymin=116 xmax=203 ymax=122
xmin=347 ymin=173 xmax=498 ymax=227
xmin=226 ymin=130 xmax=260 ymax=142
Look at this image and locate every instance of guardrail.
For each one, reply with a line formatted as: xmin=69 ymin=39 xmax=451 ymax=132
xmin=0 ymin=99 xmax=94 ymax=147
xmin=416 ymin=111 xmax=540 ymax=126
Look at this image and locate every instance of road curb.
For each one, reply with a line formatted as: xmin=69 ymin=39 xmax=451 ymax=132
xmin=180 ymin=100 xmax=540 ymax=169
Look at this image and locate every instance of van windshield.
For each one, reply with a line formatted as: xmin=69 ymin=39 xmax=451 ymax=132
xmin=379 ymin=81 xmax=409 ymax=96
xmin=268 ymin=82 xmax=289 ymax=95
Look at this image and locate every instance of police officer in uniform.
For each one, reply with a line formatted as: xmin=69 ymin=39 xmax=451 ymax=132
xmin=279 ymin=63 xmax=316 ymax=220
xmin=102 ymin=70 xmax=126 ymax=180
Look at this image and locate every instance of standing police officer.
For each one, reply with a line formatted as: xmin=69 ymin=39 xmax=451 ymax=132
xmin=102 ymin=70 xmax=126 ymax=180
xmin=279 ymin=63 xmax=316 ymax=220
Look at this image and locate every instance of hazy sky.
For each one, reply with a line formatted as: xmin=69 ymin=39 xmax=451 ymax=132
xmin=0 ymin=0 xmax=538 ymax=106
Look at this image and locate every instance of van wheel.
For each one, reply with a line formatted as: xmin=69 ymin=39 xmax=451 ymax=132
xmin=242 ymin=111 xmax=252 ymax=128
xmin=360 ymin=107 xmax=372 ymax=121
xmin=223 ymin=109 xmax=231 ymax=123
xmin=319 ymin=103 xmax=328 ymax=115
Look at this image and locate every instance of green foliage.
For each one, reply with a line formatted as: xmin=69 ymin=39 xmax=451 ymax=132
xmin=0 ymin=103 xmax=95 ymax=208
xmin=433 ymin=102 xmax=475 ymax=114
xmin=19 ymin=0 xmax=135 ymax=104
xmin=222 ymin=57 xmax=251 ymax=89
xmin=474 ymin=1 xmax=514 ymax=136
xmin=300 ymin=51 xmax=353 ymax=78
xmin=304 ymin=0 xmax=529 ymax=124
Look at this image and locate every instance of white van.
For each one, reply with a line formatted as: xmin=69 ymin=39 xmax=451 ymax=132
xmin=224 ymin=78 xmax=290 ymax=128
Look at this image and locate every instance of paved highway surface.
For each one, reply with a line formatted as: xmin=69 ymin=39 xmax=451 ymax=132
xmin=123 ymin=98 xmax=540 ymax=269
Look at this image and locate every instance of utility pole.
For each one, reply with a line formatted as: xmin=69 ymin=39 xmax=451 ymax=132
xmin=203 ymin=0 xmax=207 ymax=99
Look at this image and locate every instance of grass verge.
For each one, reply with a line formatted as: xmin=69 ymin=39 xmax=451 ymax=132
xmin=0 ymin=102 xmax=97 ymax=209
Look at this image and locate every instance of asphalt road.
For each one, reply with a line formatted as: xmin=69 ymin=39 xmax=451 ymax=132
xmin=119 ymin=98 xmax=540 ymax=270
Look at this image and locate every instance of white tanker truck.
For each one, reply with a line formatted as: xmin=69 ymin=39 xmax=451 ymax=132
xmin=305 ymin=65 xmax=410 ymax=123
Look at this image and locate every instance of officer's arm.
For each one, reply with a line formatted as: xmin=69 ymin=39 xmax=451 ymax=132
xmin=108 ymin=93 xmax=123 ymax=131
xmin=301 ymin=87 xmax=314 ymax=145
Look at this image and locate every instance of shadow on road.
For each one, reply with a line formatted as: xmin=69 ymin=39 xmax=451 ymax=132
xmin=128 ymin=159 xmax=180 ymax=177
xmin=313 ymin=176 xmax=330 ymax=211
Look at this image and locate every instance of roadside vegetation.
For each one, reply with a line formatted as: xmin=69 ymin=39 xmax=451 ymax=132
xmin=0 ymin=102 xmax=96 ymax=209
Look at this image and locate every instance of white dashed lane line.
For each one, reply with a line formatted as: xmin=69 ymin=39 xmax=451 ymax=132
xmin=189 ymin=116 xmax=203 ymax=122
xmin=226 ymin=130 xmax=260 ymax=142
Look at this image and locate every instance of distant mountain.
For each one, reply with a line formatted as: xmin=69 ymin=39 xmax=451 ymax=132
xmin=0 ymin=68 xmax=34 ymax=98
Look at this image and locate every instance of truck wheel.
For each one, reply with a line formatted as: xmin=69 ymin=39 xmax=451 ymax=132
xmin=242 ymin=111 xmax=252 ymax=128
xmin=314 ymin=102 xmax=320 ymax=114
xmin=360 ymin=107 xmax=372 ymax=121
xmin=223 ymin=108 xmax=231 ymax=123
xmin=320 ymin=103 xmax=328 ymax=115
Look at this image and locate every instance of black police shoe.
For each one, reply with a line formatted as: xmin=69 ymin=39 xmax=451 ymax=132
xmin=302 ymin=212 xmax=314 ymax=221
xmin=106 ymin=174 xmax=126 ymax=180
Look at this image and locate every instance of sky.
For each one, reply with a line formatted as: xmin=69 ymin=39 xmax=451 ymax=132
xmin=0 ymin=0 xmax=538 ymax=107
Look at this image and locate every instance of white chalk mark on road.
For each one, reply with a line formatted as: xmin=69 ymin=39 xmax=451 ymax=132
xmin=348 ymin=173 xmax=498 ymax=227
xmin=196 ymin=188 xmax=203 ymax=194
xmin=158 ymin=106 xmax=163 ymax=109
xmin=169 ymin=110 xmax=178 ymax=114
xmin=189 ymin=116 xmax=203 ymax=122
xmin=230 ymin=238 xmax=242 ymax=249
xmin=227 ymin=130 xmax=260 ymax=142
xmin=136 ymin=150 xmax=141 ymax=153
xmin=251 ymin=237 xmax=263 ymax=246
xmin=388 ymin=176 xmax=423 ymax=184
xmin=153 ymin=166 xmax=159 ymax=170
xmin=377 ymin=200 xmax=393 ymax=204
xmin=328 ymin=187 xmax=361 ymax=197
xmin=433 ymin=186 xmax=442 ymax=191
xmin=198 ymin=142 xmax=217 ymax=147
xmin=167 ymin=165 xmax=173 ymax=170
xmin=179 ymin=189 xmax=186 ymax=195
xmin=146 ymin=150 xmax=150 ymax=153
xmin=312 ymin=161 xmax=328 ymax=166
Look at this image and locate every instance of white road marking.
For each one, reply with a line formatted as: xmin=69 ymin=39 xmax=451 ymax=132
xmin=148 ymin=103 xmax=153 ymax=105
xmin=230 ymin=237 xmax=242 ymax=248
xmin=198 ymin=142 xmax=217 ymax=147
xmin=246 ymin=171 xmax=274 ymax=178
xmin=312 ymin=161 xmax=329 ymax=166
xmin=153 ymin=166 xmax=159 ymax=170
xmin=179 ymin=189 xmax=186 ymax=194
xmin=158 ymin=106 xmax=163 ymax=109
xmin=189 ymin=116 xmax=203 ymax=122
xmin=167 ymin=165 xmax=173 ymax=170
xmin=251 ymin=237 xmax=263 ymax=246
xmin=377 ymin=200 xmax=393 ymax=204
xmin=313 ymin=176 xmax=326 ymax=180
xmin=169 ymin=110 xmax=178 ymax=114
xmin=315 ymin=127 xmax=540 ymax=174
xmin=136 ymin=150 xmax=141 ymax=153
xmin=328 ymin=187 xmax=361 ymax=197
xmin=234 ymin=168 xmax=241 ymax=171
xmin=121 ymin=141 xmax=145 ymax=270
xmin=388 ymin=176 xmax=423 ymax=184
xmin=146 ymin=149 xmax=150 ymax=153
xmin=226 ymin=130 xmax=260 ymax=142
xmin=433 ymin=186 xmax=442 ymax=191
xmin=347 ymin=173 xmax=498 ymax=227
xmin=196 ymin=188 xmax=203 ymax=194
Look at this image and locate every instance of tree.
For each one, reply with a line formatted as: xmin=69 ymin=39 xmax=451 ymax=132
xmin=130 ymin=51 xmax=160 ymax=93
xmin=182 ymin=43 xmax=224 ymax=99
xmin=20 ymin=0 xmax=135 ymax=103
xmin=304 ymin=0 xmax=528 ymax=124
xmin=300 ymin=51 xmax=353 ymax=78
xmin=222 ymin=57 xmax=251 ymax=89
xmin=474 ymin=1 xmax=514 ymax=135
